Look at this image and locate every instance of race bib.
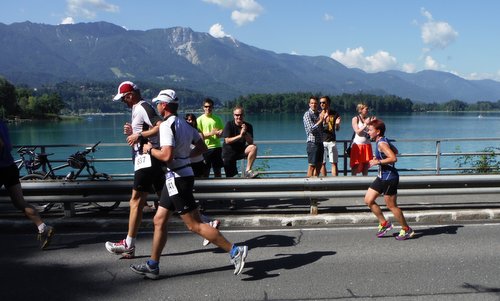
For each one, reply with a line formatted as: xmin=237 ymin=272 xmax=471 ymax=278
xmin=134 ymin=154 xmax=152 ymax=171
xmin=165 ymin=172 xmax=179 ymax=196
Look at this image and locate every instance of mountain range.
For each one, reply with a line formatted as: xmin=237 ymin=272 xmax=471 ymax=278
xmin=1 ymin=21 xmax=500 ymax=103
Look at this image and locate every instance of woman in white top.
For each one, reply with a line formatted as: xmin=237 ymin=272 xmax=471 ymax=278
xmin=350 ymin=104 xmax=375 ymax=176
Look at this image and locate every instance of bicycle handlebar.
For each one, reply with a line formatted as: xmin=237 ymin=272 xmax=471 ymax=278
xmin=81 ymin=141 xmax=101 ymax=155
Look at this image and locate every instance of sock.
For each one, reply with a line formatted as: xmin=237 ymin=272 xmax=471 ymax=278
xmin=402 ymin=226 xmax=410 ymax=232
xmin=37 ymin=223 xmax=46 ymax=233
xmin=230 ymin=245 xmax=238 ymax=258
xmin=147 ymin=259 xmax=159 ymax=269
xmin=381 ymin=220 xmax=388 ymax=227
xmin=125 ymin=236 xmax=135 ymax=248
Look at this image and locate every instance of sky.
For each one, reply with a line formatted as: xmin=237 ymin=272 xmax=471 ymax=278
xmin=2 ymin=0 xmax=500 ymax=82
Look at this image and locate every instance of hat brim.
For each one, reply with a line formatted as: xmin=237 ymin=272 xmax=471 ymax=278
xmin=113 ymin=93 xmax=124 ymax=101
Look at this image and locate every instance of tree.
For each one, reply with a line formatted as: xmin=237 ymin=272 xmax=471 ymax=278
xmin=0 ymin=77 xmax=18 ymax=117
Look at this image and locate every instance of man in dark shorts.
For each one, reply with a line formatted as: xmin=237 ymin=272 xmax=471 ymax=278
xmin=0 ymin=120 xmax=54 ymax=249
xmin=130 ymin=89 xmax=248 ymax=279
xmin=222 ymin=106 xmax=259 ymax=178
xmin=105 ymin=81 xmax=164 ymax=258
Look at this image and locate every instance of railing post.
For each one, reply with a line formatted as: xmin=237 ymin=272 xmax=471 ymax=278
xmin=343 ymin=141 xmax=348 ymax=176
xmin=436 ymin=140 xmax=441 ymax=175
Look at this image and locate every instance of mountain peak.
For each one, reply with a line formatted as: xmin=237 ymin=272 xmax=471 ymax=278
xmin=1 ymin=21 xmax=499 ymax=102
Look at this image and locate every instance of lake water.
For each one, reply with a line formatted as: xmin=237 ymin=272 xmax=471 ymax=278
xmin=8 ymin=111 xmax=500 ymax=177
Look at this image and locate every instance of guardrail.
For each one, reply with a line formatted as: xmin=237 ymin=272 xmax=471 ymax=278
xmin=2 ymin=175 xmax=500 ymax=217
xmin=13 ymin=137 xmax=500 ymax=178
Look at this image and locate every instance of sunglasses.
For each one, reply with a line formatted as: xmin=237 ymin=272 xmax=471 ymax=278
xmin=204 ymin=105 xmax=212 ymax=108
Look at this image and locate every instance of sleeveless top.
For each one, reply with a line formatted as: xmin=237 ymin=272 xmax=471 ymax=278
xmin=375 ymin=137 xmax=399 ymax=180
xmin=352 ymin=115 xmax=370 ymax=144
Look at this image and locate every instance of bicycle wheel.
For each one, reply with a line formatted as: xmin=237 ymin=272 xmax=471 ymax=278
xmin=20 ymin=173 xmax=55 ymax=212
xmin=90 ymin=173 xmax=121 ymax=211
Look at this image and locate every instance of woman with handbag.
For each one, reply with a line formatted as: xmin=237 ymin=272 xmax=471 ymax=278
xmin=349 ymin=103 xmax=374 ymax=176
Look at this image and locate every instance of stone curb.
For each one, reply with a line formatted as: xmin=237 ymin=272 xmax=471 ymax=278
xmin=1 ymin=209 xmax=499 ymax=233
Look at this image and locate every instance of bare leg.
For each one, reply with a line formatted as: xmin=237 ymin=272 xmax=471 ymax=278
xmin=8 ymin=183 xmax=43 ymax=227
xmin=351 ymin=164 xmax=359 ymax=176
xmin=320 ymin=163 xmax=327 ymax=177
xmin=150 ymin=206 xmax=172 ymax=262
xmin=361 ymin=163 xmax=370 ymax=176
xmin=307 ymin=164 xmax=315 ymax=177
xmin=180 ymin=209 xmax=232 ymax=252
xmin=331 ymin=163 xmax=338 ymax=176
xmin=364 ymin=188 xmax=386 ymax=224
xmin=384 ymin=195 xmax=409 ymax=228
xmin=244 ymin=144 xmax=258 ymax=171
xmin=127 ymin=189 xmax=148 ymax=238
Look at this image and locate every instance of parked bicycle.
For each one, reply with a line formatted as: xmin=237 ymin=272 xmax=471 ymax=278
xmin=15 ymin=146 xmax=42 ymax=175
xmin=19 ymin=142 xmax=120 ymax=211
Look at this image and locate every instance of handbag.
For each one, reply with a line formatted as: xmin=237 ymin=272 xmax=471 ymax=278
xmin=345 ymin=132 xmax=356 ymax=156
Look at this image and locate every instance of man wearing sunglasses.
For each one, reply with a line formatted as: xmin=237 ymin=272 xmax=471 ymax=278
xmin=105 ymin=81 xmax=164 ymax=259
xmin=196 ymin=98 xmax=224 ymax=178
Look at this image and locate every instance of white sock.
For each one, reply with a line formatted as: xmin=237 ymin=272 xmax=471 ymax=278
xmin=126 ymin=236 xmax=135 ymax=248
xmin=37 ymin=223 xmax=46 ymax=233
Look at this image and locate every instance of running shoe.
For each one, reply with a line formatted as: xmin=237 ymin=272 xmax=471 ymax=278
xmin=244 ymin=169 xmax=259 ymax=178
xmin=105 ymin=239 xmax=135 ymax=258
xmin=130 ymin=262 xmax=160 ymax=280
xmin=230 ymin=245 xmax=248 ymax=276
xmin=38 ymin=225 xmax=55 ymax=250
xmin=376 ymin=221 xmax=393 ymax=238
xmin=202 ymin=220 xmax=221 ymax=247
xmin=395 ymin=227 xmax=415 ymax=241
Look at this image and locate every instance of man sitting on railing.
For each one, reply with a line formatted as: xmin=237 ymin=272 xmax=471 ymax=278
xmin=222 ymin=106 xmax=259 ymax=179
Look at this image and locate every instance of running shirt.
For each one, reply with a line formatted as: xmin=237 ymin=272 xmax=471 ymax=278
xmin=159 ymin=115 xmax=202 ymax=177
xmin=375 ymin=137 xmax=399 ymax=180
xmin=131 ymin=100 xmax=162 ymax=155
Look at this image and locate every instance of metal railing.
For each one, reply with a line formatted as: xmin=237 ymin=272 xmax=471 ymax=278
xmin=12 ymin=137 xmax=500 ymax=178
xmin=3 ymin=175 xmax=500 ymax=217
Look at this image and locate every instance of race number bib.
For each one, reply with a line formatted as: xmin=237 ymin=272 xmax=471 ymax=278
xmin=165 ymin=172 xmax=179 ymax=196
xmin=134 ymin=154 xmax=152 ymax=171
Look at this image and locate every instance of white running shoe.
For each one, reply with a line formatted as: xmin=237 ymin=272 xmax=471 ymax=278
xmin=202 ymin=220 xmax=220 ymax=246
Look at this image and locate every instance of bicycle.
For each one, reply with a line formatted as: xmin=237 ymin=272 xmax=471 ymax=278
xmin=15 ymin=146 xmax=42 ymax=175
xmin=20 ymin=142 xmax=120 ymax=211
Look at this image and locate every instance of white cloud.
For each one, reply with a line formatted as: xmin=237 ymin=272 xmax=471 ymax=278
xmin=402 ymin=63 xmax=416 ymax=73
xmin=324 ymin=13 xmax=333 ymax=21
xmin=209 ymin=23 xmax=230 ymax=38
xmin=420 ymin=8 xmax=458 ymax=49
xmin=66 ymin=0 xmax=119 ymax=19
xmin=424 ymin=55 xmax=440 ymax=70
xmin=204 ymin=0 xmax=263 ymax=26
xmin=464 ymin=71 xmax=500 ymax=81
xmin=60 ymin=17 xmax=75 ymax=24
xmin=331 ymin=47 xmax=398 ymax=72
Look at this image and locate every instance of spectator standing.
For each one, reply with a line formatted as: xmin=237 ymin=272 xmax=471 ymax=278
xmin=0 ymin=120 xmax=54 ymax=249
xmin=303 ymin=96 xmax=326 ymax=177
xmin=350 ymin=103 xmax=374 ymax=176
xmin=185 ymin=113 xmax=221 ymax=246
xmin=105 ymin=81 xmax=164 ymax=258
xmin=319 ymin=96 xmax=341 ymax=176
xmin=222 ymin=106 xmax=259 ymax=178
xmin=365 ymin=119 xmax=414 ymax=240
xmin=131 ymin=89 xmax=248 ymax=279
xmin=196 ymin=98 xmax=224 ymax=178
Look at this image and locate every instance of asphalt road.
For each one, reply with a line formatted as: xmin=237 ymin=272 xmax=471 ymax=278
xmin=1 ymin=222 xmax=499 ymax=301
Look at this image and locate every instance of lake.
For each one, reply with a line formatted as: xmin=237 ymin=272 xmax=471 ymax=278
xmin=8 ymin=111 xmax=500 ymax=177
